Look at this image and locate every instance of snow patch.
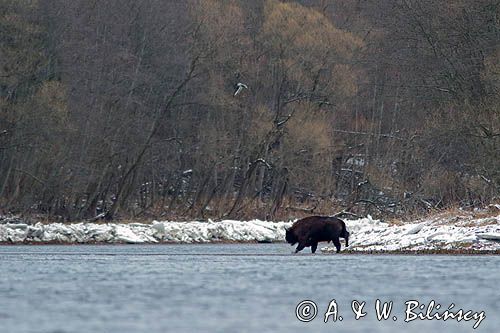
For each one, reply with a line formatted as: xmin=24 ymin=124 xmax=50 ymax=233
xmin=1 ymin=214 xmax=499 ymax=251
xmin=476 ymin=233 xmax=500 ymax=241
xmin=0 ymin=219 xmax=292 ymax=244
xmin=322 ymin=214 xmax=500 ymax=252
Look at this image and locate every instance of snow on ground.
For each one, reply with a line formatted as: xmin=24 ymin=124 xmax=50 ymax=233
xmin=0 ymin=219 xmax=291 ymax=244
xmin=1 ymin=214 xmax=500 ymax=251
xmin=322 ymin=214 xmax=500 ymax=252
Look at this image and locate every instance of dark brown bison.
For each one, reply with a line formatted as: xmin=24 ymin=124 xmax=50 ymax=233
xmin=285 ymin=216 xmax=349 ymax=253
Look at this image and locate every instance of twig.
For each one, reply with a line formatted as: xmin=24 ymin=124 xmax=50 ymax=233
xmin=13 ymin=169 xmax=46 ymax=185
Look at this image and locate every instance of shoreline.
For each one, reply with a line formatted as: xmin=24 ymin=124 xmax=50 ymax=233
xmin=1 ymin=240 xmax=500 ymax=255
xmin=2 ymin=215 xmax=499 ymax=253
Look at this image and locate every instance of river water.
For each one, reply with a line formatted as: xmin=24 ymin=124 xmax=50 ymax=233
xmin=0 ymin=244 xmax=498 ymax=333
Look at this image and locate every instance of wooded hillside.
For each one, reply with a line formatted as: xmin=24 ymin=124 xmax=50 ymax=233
xmin=1 ymin=0 xmax=498 ymax=221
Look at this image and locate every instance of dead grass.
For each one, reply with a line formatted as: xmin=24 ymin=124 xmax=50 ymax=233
xmin=6 ymin=199 xmax=500 ymax=226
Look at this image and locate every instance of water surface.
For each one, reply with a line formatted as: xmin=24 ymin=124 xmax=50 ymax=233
xmin=0 ymin=244 xmax=498 ymax=332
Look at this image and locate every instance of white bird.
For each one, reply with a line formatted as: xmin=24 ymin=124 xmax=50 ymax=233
xmin=233 ymin=82 xmax=248 ymax=96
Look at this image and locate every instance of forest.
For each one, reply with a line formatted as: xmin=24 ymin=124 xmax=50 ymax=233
xmin=0 ymin=0 xmax=498 ymax=222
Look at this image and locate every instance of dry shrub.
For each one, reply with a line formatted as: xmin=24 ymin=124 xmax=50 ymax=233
xmin=420 ymin=167 xmax=465 ymax=205
xmin=35 ymin=81 xmax=68 ymax=124
xmin=191 ymin=0 xmax=246 ymax=47
xmin=262 ymin=0 xmax=363 ymax=59
xmin=261 ymin=0 xmax=363 ymax=100
xmin=365 ymin=164 xmax=396 ymax=193
xmin=284 ymin=108 xmax=333 ymax=194
xmin=481 ymin=48 xmax=499 ymax=93
xmin=249 ymin=104 xmax=273 ymax=142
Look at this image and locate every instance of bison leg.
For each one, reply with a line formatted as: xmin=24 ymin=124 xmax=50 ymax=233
xmin=332 ymin=237 xmax=341 ymax=253
xmin=295 ymin=242 xmax=306 ymax=253
xmin=311 ymin=241 xmax=318 ymax=254
xmin=342 ymin=230 xmax=349 ymax=247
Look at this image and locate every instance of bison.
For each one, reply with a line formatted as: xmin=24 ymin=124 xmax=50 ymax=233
xmin=285 ymin=216 xmax=350 ymax=253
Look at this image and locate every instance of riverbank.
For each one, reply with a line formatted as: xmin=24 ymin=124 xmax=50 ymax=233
xmin=1 ymin=213 xmax=499 ymax=253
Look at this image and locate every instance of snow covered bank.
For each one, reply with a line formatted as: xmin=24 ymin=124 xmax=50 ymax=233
xmin=323 ymin=214 xmax=500 ymax=252
xmin=1 ymin=214 xmax=500 ymax=252
xmin=0 ymin=219 xmax=292 ymax=244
